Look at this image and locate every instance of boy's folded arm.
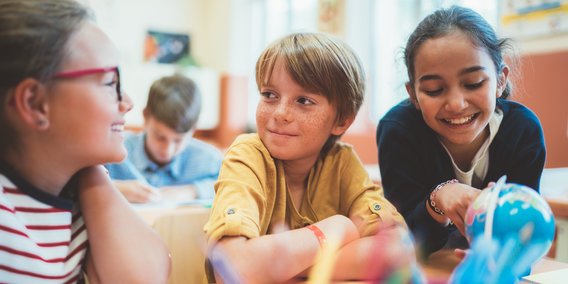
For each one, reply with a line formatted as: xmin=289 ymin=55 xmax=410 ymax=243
xmin=210 ymin=215 xmax=359 ymax=283
xmin=77 ymin=166 xmax=171 ymax=284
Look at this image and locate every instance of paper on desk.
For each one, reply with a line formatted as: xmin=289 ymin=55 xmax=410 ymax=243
xmin=522 ymin=268 xmax=568 ymax=284
xmin=131 ymin=198 xmax=213 ymax=209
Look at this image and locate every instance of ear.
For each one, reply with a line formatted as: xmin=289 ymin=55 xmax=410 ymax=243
xmin=496 ymin=65 xmax=510 ymax=98
xmin=10 ymin=78 xmax=50 ymax=130
xmin=331 ymin=116 xmax=354 ymax=136
xmin=142 ymin=107 xmax=150 ymax=125
xmin=405 ymin=82 xmax=420 ymax=110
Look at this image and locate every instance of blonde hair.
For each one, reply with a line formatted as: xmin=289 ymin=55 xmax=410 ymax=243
xmin=255 ymin=32 xmax=365 ymax=152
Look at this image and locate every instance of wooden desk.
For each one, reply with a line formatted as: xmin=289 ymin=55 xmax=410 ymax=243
xmin=422 ymin=249 xmax=568 ymax=283
xmin=134 ymin=204 xmax=211 ymax=284
xmin=541 ymin=167 xmax=568 ymax=262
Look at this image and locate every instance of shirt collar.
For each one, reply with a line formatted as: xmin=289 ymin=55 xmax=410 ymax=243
xmin=131 ymin=133 xmax=182 ymax=178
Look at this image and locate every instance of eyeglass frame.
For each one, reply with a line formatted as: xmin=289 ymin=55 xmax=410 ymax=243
xmin=53 ymin=66 xmax=122 ymax=102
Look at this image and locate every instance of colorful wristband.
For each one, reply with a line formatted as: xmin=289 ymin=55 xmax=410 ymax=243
xmin=307 ymin=224 xmax=327 ymax=247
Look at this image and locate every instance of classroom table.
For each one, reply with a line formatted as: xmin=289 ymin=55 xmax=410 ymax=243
xmin=540 ymin=167 xmax=568 ymax=262
xmin=423 ymin=249 xmax=568 ymax=283
xmin=134 ymin=202 xmax=568 ymax=284
xmin=134 ymin=203 xmax=211 ymax=284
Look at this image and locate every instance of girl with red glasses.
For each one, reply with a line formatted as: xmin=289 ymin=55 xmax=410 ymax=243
xmin=0 ymin=0 xmax=170 ymax=283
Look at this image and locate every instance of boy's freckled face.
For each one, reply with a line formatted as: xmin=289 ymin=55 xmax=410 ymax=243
xmin=144 ymin=116 xmax=190 ymax=166
xmin=256 ymin=60 xmax=344 ymax=163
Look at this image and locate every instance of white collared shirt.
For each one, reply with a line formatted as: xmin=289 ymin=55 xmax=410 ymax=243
xmin=441 ymin=110 xmax=504 ymax=188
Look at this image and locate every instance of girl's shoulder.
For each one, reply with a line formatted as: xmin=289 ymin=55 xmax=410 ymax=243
xmin=498 ymin=99 xmax=542 ymax=128
xmin=378 ymin=99 xmax=435 ymax=141
xmin=380 ymin=99 xmax=421 ymax=124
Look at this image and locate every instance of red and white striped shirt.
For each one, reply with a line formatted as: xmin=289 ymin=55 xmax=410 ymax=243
xmin=0 ymin=173 xmax=88 ymax=283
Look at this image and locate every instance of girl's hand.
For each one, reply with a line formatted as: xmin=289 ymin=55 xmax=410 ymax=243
xmin=432 ymin=182 xmax=481 ymax=235
xmin=75 ymin=165 xmax=111 ymax=192
xmin=454 ymin=248 xmax=469 ymax=260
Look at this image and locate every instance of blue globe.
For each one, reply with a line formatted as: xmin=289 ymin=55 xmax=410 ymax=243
xmin=465 ymin=181 xmax=555 ymax=266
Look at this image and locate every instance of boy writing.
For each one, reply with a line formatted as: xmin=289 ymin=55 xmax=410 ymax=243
xmin=106 ymin=74 xmax=223 ymax=203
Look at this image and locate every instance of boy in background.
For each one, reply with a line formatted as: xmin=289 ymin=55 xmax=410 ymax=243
xmin=106 ymin=74 xmax=222 ymax=203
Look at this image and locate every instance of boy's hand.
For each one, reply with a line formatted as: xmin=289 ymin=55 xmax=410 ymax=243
xmin=316 ymin=215 xmax=360 ymax=247
xmin=113 ymin=180 xmax=161 ymax=203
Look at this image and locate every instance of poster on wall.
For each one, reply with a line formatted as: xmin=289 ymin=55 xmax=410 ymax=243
xmin=318 ymin=0 xmax=346 ymax=37
xmin=500 ymin=0 xmax=568 ymax=39
xmin=144 ymin=30 xmax=190 ymax=64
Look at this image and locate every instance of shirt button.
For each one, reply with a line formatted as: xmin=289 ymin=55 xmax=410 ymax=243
xmin=227 ymin=208 xmax=235 ymax=215
xmin=373 ymin=204 xmax=381 ymax=211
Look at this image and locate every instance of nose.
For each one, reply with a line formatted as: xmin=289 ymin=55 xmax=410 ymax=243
xmin=160 ymin=141 xmax=176 ymax=161
xmin=120 ymin=91 xmax=134 ymax=113
xmin=273 ymin=101 xmax=292 ymax=123
xmin=444 ymin=89 xmax=467 ymax=112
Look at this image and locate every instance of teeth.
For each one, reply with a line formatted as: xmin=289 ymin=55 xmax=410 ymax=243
xmin=444 ymin=114 xmax=475 ymax=125
xmin=111 ymin=124 xmax=124 ymax=132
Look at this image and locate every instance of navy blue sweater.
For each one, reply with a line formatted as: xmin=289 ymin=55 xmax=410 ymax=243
xmin=376 ymin=99 xmax=546 ymax=257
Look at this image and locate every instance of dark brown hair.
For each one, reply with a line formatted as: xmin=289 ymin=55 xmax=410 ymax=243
xmin=145 ymin=74 xmax=201 ymax=133
xmin=0 ymin=0 xmax=91 ymax=151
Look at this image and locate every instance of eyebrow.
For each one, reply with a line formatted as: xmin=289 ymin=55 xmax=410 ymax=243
xmin=418 ymin=66 xmax=487 ymax=82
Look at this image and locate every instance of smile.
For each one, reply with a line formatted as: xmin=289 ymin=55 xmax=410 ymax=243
xmin=268 ymin=129 xmax=296 ymax=137
xmin=442 ymin=113 xmax=478 ymax=125
xmin=111 ymin=123 xmax=124 ymax=132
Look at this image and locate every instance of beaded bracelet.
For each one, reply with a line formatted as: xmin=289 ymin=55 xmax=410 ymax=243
xmin=306 ymin=224 xmax=327 ymax=247
xmin=428 ymin=179 xmax=459 ymax=216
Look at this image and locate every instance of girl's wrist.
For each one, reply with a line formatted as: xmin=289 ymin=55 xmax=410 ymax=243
xmin=427 ymin=179 xmax=458 ymax=215
xmin=425 ymin=199 xmax=453 ymax=227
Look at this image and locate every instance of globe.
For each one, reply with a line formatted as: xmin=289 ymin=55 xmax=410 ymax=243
xmin=464 ymin=179 xmax=555 ymax=267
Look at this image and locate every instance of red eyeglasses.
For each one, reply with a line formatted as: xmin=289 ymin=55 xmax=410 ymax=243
xmin=53 ymin=66 xmax=122 ymax=102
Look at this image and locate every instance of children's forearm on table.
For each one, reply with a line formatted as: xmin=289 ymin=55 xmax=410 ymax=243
xmin=210 ymin=215 xmax=358 ymax=283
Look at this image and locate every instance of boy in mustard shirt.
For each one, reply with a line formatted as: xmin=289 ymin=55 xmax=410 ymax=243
xmin=205 ymin=32 xmax=411 ymax=283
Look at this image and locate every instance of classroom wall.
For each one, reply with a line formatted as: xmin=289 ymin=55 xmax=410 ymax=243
xmin=88 ymin=0 xmax=568 ymax=168
xmin=202 ymin=49 xmax=568 ymax=168
xmin=87 ymin=0 xmax=231 ymax=128
xmin=515 ymin=50 xmax=568 ymax=168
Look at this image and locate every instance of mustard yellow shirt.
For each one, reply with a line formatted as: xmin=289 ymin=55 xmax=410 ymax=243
xmin=204 ymin=133 xmax=405 ymax=242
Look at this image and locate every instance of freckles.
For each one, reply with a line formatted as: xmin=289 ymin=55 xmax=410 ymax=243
xmin=303 ymin=111 xmax=330 ymax=127
xmin=256 ymin=105 xmax=269 ymax=119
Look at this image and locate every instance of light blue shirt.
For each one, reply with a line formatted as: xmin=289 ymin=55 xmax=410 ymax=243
xmin=106 ymin=132 xmax=223 ymax=199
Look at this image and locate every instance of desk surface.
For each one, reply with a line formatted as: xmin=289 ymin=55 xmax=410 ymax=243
xmin=133 ymin=203 xmax=211 ymax=284
xmin=541 ymin=167 xmax=568 ymax=218
xmin=135 ymin=205 xmax=568 ymax=283
xmin=133 ymin=202 xmax=210 ymax=225
xmin=421 ymin=249 xmax=568 ymax=283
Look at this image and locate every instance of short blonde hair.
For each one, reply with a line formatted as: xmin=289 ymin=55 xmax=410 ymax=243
xmin=255 ymin=32 xmax=365 ymax=152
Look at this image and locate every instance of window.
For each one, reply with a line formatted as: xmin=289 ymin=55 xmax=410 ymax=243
xmin=244 ymin=0 xmax=498 ymax=128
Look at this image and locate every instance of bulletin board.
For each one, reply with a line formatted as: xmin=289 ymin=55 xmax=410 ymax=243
xmin=500 ymin=0 xmax=568 ymax=39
